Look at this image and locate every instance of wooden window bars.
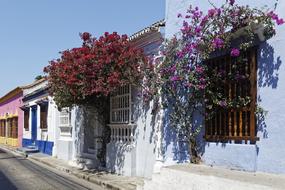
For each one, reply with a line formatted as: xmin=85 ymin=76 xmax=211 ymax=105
xmin=205 ymin=49 xmax=258 ymax=144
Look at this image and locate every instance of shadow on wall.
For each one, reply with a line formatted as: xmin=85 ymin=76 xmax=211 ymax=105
xmin=74 ymin=105 xmax=108 ymax=169
xmin=257 ymin=42 xmax=282 ymax=139
xmin=258 ymin=42 xmax=281 ymax=89
xmin=161 ymin=108 xmax=190 ymax=163
xmin=107 ymin=142 xmax=129 ymax=174
xmin=74 ymin=106 xmax=85 ymax=165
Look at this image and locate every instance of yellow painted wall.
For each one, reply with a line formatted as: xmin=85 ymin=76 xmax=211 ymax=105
xmin=0 ymin=137 xmax=18 ymax=147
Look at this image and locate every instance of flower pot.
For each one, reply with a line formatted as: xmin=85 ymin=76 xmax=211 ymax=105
xmin=231 ymin=23 xmax=265 ymax=41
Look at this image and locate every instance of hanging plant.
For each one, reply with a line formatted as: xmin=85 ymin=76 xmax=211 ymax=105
xmin=159 ymin=0 xmax=283 ymax=163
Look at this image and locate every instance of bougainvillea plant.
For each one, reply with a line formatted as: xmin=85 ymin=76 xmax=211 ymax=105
xmin=159 ymin=0 xmax=283 ymax=163
xmin=44 ymin=32 xmax=150 ymax=108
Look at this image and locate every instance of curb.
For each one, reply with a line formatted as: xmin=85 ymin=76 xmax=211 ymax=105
xmin=28 ymin=156 xmax=130 ymax=190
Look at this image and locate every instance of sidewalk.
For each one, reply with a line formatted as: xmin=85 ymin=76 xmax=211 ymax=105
xmin=0 ymin=145 xmax=144 ymax=190
xmin=144 ymin=164 xmax=285 ymax=190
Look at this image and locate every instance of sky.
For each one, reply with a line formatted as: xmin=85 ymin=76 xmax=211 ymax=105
xmin=0 ymin=0 xmax=165 ymax=96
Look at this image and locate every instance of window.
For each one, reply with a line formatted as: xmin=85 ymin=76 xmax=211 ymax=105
xmin=109 ymin=85 xmax=136 ymax=143
xmin=7 ymin=117 xmax=18 ymax=138
xmin=40 ymin=105 xmax=48 ymax=129
xmin=0 ymin=120 xmax=5 ymax=137
xmin=59 ymin=108 xmax=72 ymax=137
xmin=11 ymin=117 xmax=18 ymax=138
xmin=7 ymin=118 xmax=12 ymax=138
xmin=24 ymin=110 xmax=29 ymax=131
xmin=205 ymin=49 xmax=257 ymax=143
xmin=110 ymin=85 xmax=133 ymax=124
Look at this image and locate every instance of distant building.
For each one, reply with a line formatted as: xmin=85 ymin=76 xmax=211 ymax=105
xmin=0 ymin=87 xmax=24 ymax=147
xmin=21 ymin=78 xmax=55 ymax=155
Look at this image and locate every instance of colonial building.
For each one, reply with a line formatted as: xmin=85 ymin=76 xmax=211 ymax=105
xmin=0 ymin=87 xmax=24 ymax=147
xmin=21 ymin=78 xmax=55 ymax=155
xmin=162 ymin=0 xmax=285 ymax=174
xmin=62 ymin=20 xmax=166 ymax=177
xmin=105 ymin=20 xmax=165 ymax=177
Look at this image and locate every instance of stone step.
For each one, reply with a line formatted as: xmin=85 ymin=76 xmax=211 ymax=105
xmin=17 ymin=147 xmax=39 ymax=154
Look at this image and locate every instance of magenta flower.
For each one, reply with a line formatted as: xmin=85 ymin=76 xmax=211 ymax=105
xmin=208 ymin=9 xmax=216 ymax=17
xmin=277 ymin=18 xmax=284 ymax=25
xmin=228 ymin=0 xmax=235 ymax=5
xmin=267 ymin=11 xmax=284 ymax=25
xmin=216 ymin=8 xmax=222 ymax=16
xmin=212 ymin=38 xmax=224 ymax=49
xmin=268 ymin=11 xmax=278 ymax=20
xmin=195 ymin=26 xmax=202 ymax=34
xmin=200 ymin=16 xmax=209 ymax=26
xmin=230 ymin=48 xmax=240 ymax=57
xmin=171 ymin=76 xmax=180 ymax=81
xmin=196 ymin=66 xmax=204 ymax=73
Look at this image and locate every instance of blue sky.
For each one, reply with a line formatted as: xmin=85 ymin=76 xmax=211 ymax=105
xmin=0 ymin=0 xmax=165 ymax=96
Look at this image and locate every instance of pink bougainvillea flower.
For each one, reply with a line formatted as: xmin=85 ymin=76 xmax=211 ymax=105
xmin=228 ymin=0 xmax=235 ymax=6
xmin=196 ymin=66 xmax=204 ymax=73
xmin=277 ymin=18 xmax=285 ymax=25
xmin=208 ymin=9 xmax=216 ymax=17
xmin=81 ymin=32 xmax=91 ymax=41
xmin=230 ymin=48 xmax=240 ymax=57
xmin=170 ymin=76 xmax=181 ymax=82
xmin=212 ymin=38 xmax=224 ymax=49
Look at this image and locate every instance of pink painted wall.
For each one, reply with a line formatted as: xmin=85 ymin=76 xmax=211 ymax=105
xmin=0 ymin=92 xmax=23 ymax=147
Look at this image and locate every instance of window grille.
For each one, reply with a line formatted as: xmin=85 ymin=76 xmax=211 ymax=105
xmin=11 ymin=117 xmax=18 ymax=138
xmin=109 ymin=85 xmax=136 ymax=142
xmin=6 ymin=117 xmax=17 ymax=138
xmin=59 ymin=108 xmax=72 ymax=137
xmin=0 ymin=120 xmax=5 ymax=137
xmin=110 ymin=85 xmax=132 ymax=124
xmin=205 ymin=49 xmax=258 ymax=143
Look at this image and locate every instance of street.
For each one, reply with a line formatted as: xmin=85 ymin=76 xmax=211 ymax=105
xmin=0 ymin=148 xmax=103 ymax=190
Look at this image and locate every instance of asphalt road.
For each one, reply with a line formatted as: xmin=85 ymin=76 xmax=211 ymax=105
xmin=0 ymin=148 xmax=104 ymax=190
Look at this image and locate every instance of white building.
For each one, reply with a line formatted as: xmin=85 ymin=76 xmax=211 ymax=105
xmin=21 ymin=78 xmax=56 ymax=155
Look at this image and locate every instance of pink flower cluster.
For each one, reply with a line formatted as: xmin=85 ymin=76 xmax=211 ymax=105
xmin=268 ymin=11 xmax=285 ymax=25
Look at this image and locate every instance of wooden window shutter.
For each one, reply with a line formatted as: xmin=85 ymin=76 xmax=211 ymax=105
xmin=24 ymin=110 xmax=29 ymax=130
xmin=40 ymin=105 xmax=48 ymax=129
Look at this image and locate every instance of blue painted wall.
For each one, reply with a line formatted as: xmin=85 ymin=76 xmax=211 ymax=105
xmin=22 ymin=138 xmax=54 ymax=155
xmin=164 ymin=0 xmax=285 ymax=174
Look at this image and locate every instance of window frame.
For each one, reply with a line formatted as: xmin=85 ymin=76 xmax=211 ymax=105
xmin=40 ymin=104 xmax=48 ymax=130
xmin=59 ymin=108 xmax=72 ymax=137
xmin=110 ymin=85 xmax=133 ymax=125
xmin=204 ymin=48 xmax=258 ymax=143
xmin=24 ymin=109 xmax=30 ymax=131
